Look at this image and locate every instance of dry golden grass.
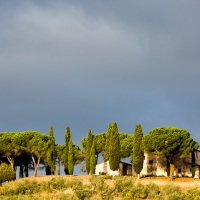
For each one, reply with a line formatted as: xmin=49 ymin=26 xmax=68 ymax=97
xmin=1 ymin=175 xmax=200 ymax=199
xmin=24 ymin=175 xmax=200 ymax=190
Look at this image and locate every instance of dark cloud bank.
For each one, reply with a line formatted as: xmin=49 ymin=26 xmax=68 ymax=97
xmin=0 ymin=1 xmax=200 ymax=149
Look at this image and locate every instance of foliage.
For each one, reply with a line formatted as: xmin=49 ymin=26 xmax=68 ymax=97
xmin=26 ymin=132 xmax=50 ymax=176
xmin=82 ymin=131 xmax=133 ymax=162
xmin=109 ymin=122 xmax=121 ymax=171
xmin=55 ymin=144 xmax=65 ymax=163
xmin=73 ymin=145 xmax=84 ymax=165
xmin=191 ymin=141 xmax=199 ymax=178
xmin=132 ymin=124 xmax=144 ymax=176
xmin=93 ymin=133 xmax=106 ymax=162
xmin=55 ymin=144 xmax=65 ymax=175
xmin=103 ymin=123 xmax=112 ymax=162
xmin=120 ymin=133 xmax=134 ymax=158
xmin=0 ymin=133 xmax=24 ymax=169
xmin=86 ymin=129 xmax=93 ymax=174
xmin=90 ymin=141 xmax=96 ymax=174
xmin=64 ymin=126 xmax=71 ymax=175
xmin=113 ymin=176 xmax=133 ymax=192
xmin=46 ymin=125 xmax=56 ymax=175
xmin=68 ymin=138 xmax=74 ymax=175
xmin=0 ymin=163 xmax=15 ymax=183
xmin=142 ymin=126 xmax=199 ymax=180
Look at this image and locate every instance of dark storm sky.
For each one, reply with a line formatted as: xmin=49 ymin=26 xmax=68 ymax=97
xmin=0 ymin=0 xmax=200 ymax=145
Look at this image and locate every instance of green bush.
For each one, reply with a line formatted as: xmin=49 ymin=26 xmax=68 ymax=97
xmin=113 ymin=176 xmax=133 ymax=192
xmin=89 ymin=175 xmax=105 ymax=191
xmin=75 ymin=190 xmax=92 ymax=200
xmin=0 ymin=179 xmax=41 ymax=196
xmin=160 ymin=183 xmax=181 ymax=196
xmin=184 ymin=186 xmax=200 ymax=200
xmin=49 ymin=177 xmax=66 ymax=190
xmin=68 ymin=177 xmax=83 ymax=190
xmin=0 ymin=163 xmax=15 ymax=184
xmin=102 ymin=175 xmax=113 ymax=180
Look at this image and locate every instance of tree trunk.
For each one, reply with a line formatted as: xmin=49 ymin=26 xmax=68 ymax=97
xmin=167 ymin=160 xmax=170 ymax=177
xmin=170 ymin=163 xmax=174 ymax=181
xmin=137 ymin=173 xmax=140 ymax=180
xmin=57 ymin=160 xmax=61 ymax=175
xmin=34 ymin=168 xmax=38 ymax=177
xmin=191 ymin=151 xmax=196 ymax=178
xmin=31 ymin=154 xmax=40 ymax=177
xmin=46 ymin=166 xmax=51 ymax=175
xmin=19 ymin=164 xmax=24 ymax=178
xmin=24 ymin=164 xmax=29 ymax=177
xmin=7 ymin=157 xmax=14 ymax=169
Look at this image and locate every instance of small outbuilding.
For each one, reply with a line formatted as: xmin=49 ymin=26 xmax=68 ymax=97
xmin=95 ymin=161 xmax=132 ymax=176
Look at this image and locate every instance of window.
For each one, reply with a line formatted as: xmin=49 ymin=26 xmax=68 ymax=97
xmin=149 ymin=160 xmax=153 ymax=165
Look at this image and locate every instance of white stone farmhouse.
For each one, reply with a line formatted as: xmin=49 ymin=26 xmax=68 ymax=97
xmin=141 ymin=150 xmax=200 ymax=178
xmin=95 ymin=150 xmax=200 ymax=178
xmin=95 ymin=161 xmax=132 ymax=176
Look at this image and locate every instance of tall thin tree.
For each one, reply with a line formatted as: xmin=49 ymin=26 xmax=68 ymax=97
xmin=90 ymin=141 xmax=96 ymax=175
xmin=86 ymin=128 xmax=93 ymax=174
xmin=64 ymin=126 xmax=71 ymax=175
xmin=103 ymin=123 xmax=112 ymax=162
xmin=46 ymin=125 xmax=56 ymax=175
xmin=132 ymin=124 xmax=144 ymax=179
xmin=68 ymin=138 xmax=74 ymax=175
xmin=109 ymin=122 xmax=121 ymax=171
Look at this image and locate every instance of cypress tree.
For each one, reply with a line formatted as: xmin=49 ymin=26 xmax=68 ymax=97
xmin=191 ymin=141 xmax=199 ymax=178
xmin=86 ymin=128 xmax=93 ymax=174
xmin=49 ymin=125 xmax=54 ymax=136
xmin=46 ymin=125 xmax=56 ymax=175
xmin=132 ymin=124 xmax=144 ymax=179
xmin=68 ymin=138 xmax=74 ymax=175
xmin=109 ymin=122 xmax=121 ymax=171
xmin=103 ymin=123 xmax=112 ymax=162
xmin=64 ymin=126 xmax=71 ymax=175
xmin=90 ymin=141 xmax=96 ymax=175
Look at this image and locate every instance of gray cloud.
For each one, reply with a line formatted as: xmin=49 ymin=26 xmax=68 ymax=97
xmin=0 ymin=0 xmax=200 ymax=148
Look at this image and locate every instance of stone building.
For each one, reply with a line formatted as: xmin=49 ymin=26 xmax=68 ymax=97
xmin=95 ymin=161 xmax=132 ymax=176
xmin=95 ymin=150 xmax=200 ymax=178
xmin=141 ymin=150 xmax=200 ymax=178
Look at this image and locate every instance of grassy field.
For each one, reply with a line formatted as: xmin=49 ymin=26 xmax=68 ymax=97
xmin=1 ymin=175 xmax=200 ymax=199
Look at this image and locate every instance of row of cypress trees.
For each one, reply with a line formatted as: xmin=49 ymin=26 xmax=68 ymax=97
xmin=0 ymin=122 xmax=144 ymax=178
xmin=84 ymin=122 xmax=144 ymax=176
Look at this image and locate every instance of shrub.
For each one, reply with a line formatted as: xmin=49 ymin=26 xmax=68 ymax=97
xmin=68 ymin=177 xmax=83 ymax=190
xmin=75 ymin=190 xmax=92 ymax=200
xmin=113 ymin=176 xmax=133 ymax=192
xmin=99 ymin=172 xmax=107 ymax=175
xmin=90 ymin=175 xmax=105 ymax=192
xmin=184 ymin=186 xmax=200 ymax=200
xmin=0 ymin=179 xmax=41 ymax=196
xmin=0 ymin=163 xmax=15 ymax=184
xmin=161 ymin=183 xmax=181 ymax=196
xmin=49 ymin=177 xmax=66 ymax=190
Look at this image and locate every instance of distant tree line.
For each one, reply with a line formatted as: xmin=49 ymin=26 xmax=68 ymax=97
xmin=0 ymin=122 xmax=199 ymax=183
xmin=0 ymin=125 xmax=84 ymax=181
